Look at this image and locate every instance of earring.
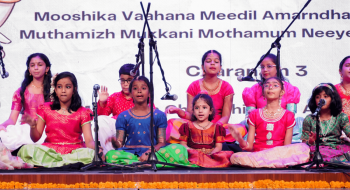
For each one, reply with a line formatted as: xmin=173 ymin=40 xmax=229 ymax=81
xmin=202 ymin=70 xmax=206 ymax=76
xmin=341 ymin=75 xmax=343 ymax=82
xmin=45 ymin=72 xmax=47 ymax=75
xmin=279 ymin=97 xmax=281 ymax=106
xmin=217 ymin=70 xmax=222 ymax=76
xmin=29 ymin=73 xmax=31 ymax=76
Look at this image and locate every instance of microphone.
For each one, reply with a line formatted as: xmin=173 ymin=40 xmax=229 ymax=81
xmin=93 ymin=84 xmax=100 ymax=97
xmin=1 ymin=71 xmax=9 ymax=78
xmin=0 ymin=45 xmax=8 ymax=79
xmin=161 ymin=93 xmax=178 ymax=101
xmin=130 ymin=62 xmax=141 ymax=76
xmin=312 ymin=99 xmax=326 ymax=116
xmin=237 ymin=75 xmax=260 ymax=82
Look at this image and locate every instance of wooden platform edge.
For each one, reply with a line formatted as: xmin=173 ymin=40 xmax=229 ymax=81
xmin=0 ymin=172 xmax=349 ymax=183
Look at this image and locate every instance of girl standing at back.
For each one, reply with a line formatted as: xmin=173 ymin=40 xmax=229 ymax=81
xmin=179 ymin=93 xmax=233 ymax=168
xmin=0 ymin=53 xmax=52 ymax=151
xmin=302 ymin=83 xmax=350 ymax=162
xmin=229 ymin=77 xmax=309 ymax=168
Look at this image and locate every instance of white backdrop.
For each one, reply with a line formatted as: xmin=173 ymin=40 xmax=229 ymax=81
xmin=0 ymin=0 xmax=349 ymax=124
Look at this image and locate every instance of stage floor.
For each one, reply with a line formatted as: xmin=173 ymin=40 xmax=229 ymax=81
xmin=1 ymin=168 xmax=350 ymax=184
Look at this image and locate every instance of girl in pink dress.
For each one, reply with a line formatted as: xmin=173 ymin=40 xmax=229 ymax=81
xmin=179 ymin=93 xmax=233 ymax=168
xmin=166 ymin=50 xmax=247 ymax=144
xmin=0 ymin=53 xmax=52 ymax=151
xmin=242 ymin=54 xmax=301 ymax=142
xmin=229 ymin=77 xmax=309 ymax=168
xmin=336 ymin=56 xmax=350 ymax=121
xmin=18 ymin=72 xmax=95 ymax=168
xmin=336 ymin=56 xmax=350 ymax=142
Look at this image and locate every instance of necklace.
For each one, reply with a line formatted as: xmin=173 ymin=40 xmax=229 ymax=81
xmin=196 ymin=121 xmax=211 ymax=130
xmin=340 ymin=83 xmax=350 ymax=96
xmin=31 ymin=82 xmax=43 ymax=89
xmin=58 ymin=108 xmax=67 ymax=114
xmin=319 ymin=116 xmax=335 ymax=142
xmin=202 ymin=79 xmax=220 ymax=94
xmin=263 ymin=106 xmax=282 ymax=119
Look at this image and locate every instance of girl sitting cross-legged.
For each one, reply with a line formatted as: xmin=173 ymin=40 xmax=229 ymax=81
xmin=105 ymin=76 xmax=196 ymax=167
xmin=18 ymin=72 xmax=95 ymax=168
xmin=229 ymin=77 xmax=310 ymax=168
xmin=178 ymin=93 xmax=233 ymax=168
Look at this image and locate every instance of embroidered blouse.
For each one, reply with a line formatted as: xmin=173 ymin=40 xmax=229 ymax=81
xmin=248 ymin=108 xmax=295 ymax=152
xmin=301 ymin=113 xmax=350 ymax=149
xmin=37 ymin=102 xmax=93 ymax=154
xmin=11 ymin=87 xmax=45 ymax=123
xmin=178 ymin=122 xmax=226 ymax=149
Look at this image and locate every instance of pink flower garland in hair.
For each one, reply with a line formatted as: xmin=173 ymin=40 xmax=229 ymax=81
xmin=50 ymin=73 xmax=58 ymax=102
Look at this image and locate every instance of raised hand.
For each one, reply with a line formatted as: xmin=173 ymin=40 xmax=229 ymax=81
xmin=98 ymin=85 xmax=109 ymax=104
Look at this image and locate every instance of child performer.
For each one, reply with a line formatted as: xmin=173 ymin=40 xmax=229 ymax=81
xmin=336 ymin=56 xmax=350 ymax=121
xmin=242 ymin=54 xmax=301 ymax=143
xmin=166 ymin=50 xmax=246 ymax=144
xmin=18 ymin=72 xmax=95 ymax=167
xmin=302 ymin=83 xmax=350 ymax=162
xmin=179 ymin=93 xmax=233 ymax=168
xmin=0 ymin=53 xmax=52 ymax=151
xmin=97 ymin=63 xmax=144 ymax=155
xmin=229 ymin=77 xmax=309 ymax=168
xmin=105 ymin=76 xmax=195 ymax=167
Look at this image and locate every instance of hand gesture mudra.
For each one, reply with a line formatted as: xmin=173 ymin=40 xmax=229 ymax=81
xmin=98 ymin=85 xmax=109 ymax=103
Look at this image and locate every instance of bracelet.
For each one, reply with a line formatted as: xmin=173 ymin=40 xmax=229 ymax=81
xmin=179 ymin=110 xmax=187 ymax=119
xmin=30 ymin=119 xmax=38 ymax=129
xmin=216 ymin=121 xmax=223 ymax=126
xmin=307 ymin=140 xmax=315 ymax=146
xmin=239 ymin=141 xmax=249 ymax=150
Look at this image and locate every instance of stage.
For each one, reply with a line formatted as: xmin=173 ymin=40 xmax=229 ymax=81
xmin=0 ymin=167 xmax=350 ymax=189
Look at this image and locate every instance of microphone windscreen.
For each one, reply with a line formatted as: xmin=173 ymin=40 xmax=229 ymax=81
xmin=237 ymin=75 xmax=243 ymax=82
xmin=93 ymin=84 xmax=100 ymax=91
xmin=173 ymin=94 xmax=178 ymax=101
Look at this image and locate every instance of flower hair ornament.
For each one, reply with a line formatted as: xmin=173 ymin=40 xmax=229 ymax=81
xmin=313 ymin=83 xmax=334 ymax=92
xmin=50 ymin=73 xmax=58 ymax=102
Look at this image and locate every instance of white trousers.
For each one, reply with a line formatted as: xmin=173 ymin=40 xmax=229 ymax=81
xmin=0 ymin=124 xmax=46 ymax=151
xmin=97 ymin=116 xmax=116 ymax=155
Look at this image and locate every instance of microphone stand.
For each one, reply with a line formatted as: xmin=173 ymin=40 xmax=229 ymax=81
xmin=135 ymin=3 xmax=151 ymax=77
xmin=292 ymin=112 xmax=350 ymax=171
xmin=125 ymin=2 xmax=193 ymax=171
xmin=242 ymin=0 xmax=312 ymax=81
xmin=81 ymin=89 xmax=130 ymax=171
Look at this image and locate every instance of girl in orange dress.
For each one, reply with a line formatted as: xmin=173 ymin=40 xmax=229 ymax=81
xmin=179 ymin=93 xmax=233 ymax=168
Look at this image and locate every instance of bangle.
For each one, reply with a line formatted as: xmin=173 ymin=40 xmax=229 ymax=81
xmin=179 ymin=111 xmax=187 ymax=119
xmin=30 ymin=119 xmax=37 ymax=129
xmin=307 ymin=140 xmax=315 ymax=146
xmin=240 ymin=141 xmax=249 ymax=150
xmin=216 ymin=121 xmax=223 ymax=126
